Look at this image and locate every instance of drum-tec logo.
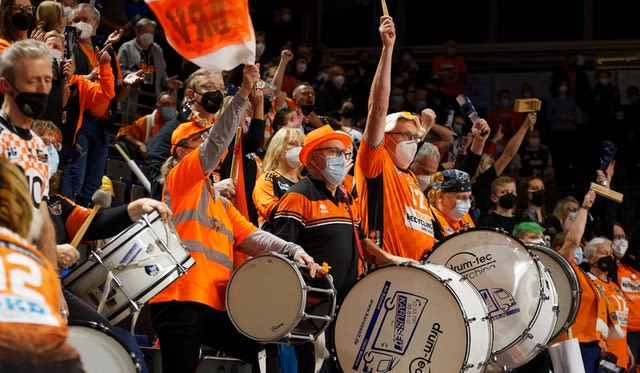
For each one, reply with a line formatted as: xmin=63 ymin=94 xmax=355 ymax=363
xmin=408 ymin=323 xmax=443 ymax=373
xmin=444 ymin=252 xmax=496 ymax=279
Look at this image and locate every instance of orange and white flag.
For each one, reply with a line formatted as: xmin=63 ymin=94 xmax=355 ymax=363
xmin=145 ymin=0 xmax=256 ymax=72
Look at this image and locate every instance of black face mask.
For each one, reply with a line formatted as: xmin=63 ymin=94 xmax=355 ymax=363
xmin=498 ymin=193 xmax=517 ymax=210
xmin=196 ymin=90 xmax=223 ymax=114
xmin=9 ymin=82 xmax=48 ymax=119
xmin=341 ymin=108 xmax=354 ymax=119
xmin=12 ymin=11 xmax=33 ymax=31
xmin=300 ymin=104 xmax=315 ymax=116
xmin=596 ymin=255 xmax=615 ymax=272
xmin=530 ymin=189 xmax=546 ymax=207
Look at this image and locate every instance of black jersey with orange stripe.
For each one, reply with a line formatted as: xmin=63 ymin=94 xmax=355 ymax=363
xmin=272 ymin=177 xmax=359 ymax=296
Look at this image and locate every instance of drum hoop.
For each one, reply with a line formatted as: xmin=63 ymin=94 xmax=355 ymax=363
xmin=525 ymin=243 xmax=581 ymax=341
xmin=226 ymin=252 xmax=308 ymax=342
xmin=67 ymin=321 xmax=142 ymax=372
xmin=427 ymin=228 xmax=551 ymax=355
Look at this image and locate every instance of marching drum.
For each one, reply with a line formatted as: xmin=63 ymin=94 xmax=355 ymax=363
xmin=63 ymin=210 xmax=195 ymax=325
xmin=334 ymin=263 xmax=493 ymax=373
xmin=525 ymin=243 xmax=581 ymax=342
xmin=226 ymin=252 xmax=337 ymax=344
xmin=425 ymin=228 xmax=558 ymax=372
xmin=67 ymin=321 xmax=142 ymax=373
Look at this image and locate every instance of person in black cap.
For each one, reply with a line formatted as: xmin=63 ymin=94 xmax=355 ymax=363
xmin=427 ymin=168 xmax=475 ymax=240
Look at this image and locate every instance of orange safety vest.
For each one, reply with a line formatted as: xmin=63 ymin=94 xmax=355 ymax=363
xmin=150 ymin=146 xmax=257 ymax=311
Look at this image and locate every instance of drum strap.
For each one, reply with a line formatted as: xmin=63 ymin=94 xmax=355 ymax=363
xmin=340 ymin=186 xmax=366 ymax=275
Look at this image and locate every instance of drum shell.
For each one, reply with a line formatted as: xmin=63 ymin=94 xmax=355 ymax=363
xmin=226 ymin=252 xmax=337 ymax=344
xmin=66 ymin=321 xmax=141 ymax=373
xmin=425 ymin=227 xmax=559 ymax=371
xmin=334 ymin=263 xmax=493 ymax=373
xmin=63 ymin=211 xmax=195 ymax=324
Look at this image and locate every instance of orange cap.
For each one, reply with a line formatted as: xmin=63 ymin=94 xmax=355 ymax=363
xmin=170 ymin=122 xmax=211 ymax=155
xmin=299 ymin=125 xmax=352 ymax=167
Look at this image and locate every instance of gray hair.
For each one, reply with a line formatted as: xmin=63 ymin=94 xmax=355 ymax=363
xmin=414 ymin=141 xmax=441 ymax=164
xmin=583 ymin=236 xmax=612 ymax=259
xmin=135 ymin=18 xmax=157 ymax=32
xmin=73 ymin=3 xmax=100 ymax=22
xmin=0 ymin=39 xmax=52 ymax=83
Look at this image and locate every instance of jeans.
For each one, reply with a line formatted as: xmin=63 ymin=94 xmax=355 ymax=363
xmin=61 ymin=116 xmax=109 ymax=207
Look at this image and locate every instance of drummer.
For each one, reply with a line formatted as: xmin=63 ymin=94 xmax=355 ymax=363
xmin=427 ymin=168 xmax=476 ymax=240
xmin=149 ymin=64 xmax=318 ymax=373
xmin=271 ymin=124 xmax=413 ymax=373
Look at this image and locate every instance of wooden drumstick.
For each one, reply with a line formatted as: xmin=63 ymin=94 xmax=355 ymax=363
xmin=381 ymin=0 xmax=389 ymax=16
xmin=69 ymin=190 xmax=112 ymax=248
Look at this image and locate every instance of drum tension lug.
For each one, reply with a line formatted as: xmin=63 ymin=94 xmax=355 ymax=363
xmin=464 ymin=316 xmax=476 ymax=324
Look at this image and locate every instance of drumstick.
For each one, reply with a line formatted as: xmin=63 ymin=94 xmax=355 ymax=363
xmin=114 ymin=143 xmax=151 ymax=193
xmin=69 ymin=190 xmax=112 ymax=248
xmin=381 ymin=0 xmax=389 ymax=16
xmin=567 ymin=327 xmax=573 ymax=340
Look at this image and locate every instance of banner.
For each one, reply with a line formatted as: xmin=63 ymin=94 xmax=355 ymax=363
xmin=145 ymin=0 xmax=256 ymax=72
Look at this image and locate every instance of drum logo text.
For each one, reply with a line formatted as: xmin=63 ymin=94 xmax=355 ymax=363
xmin=444 ymin=252 xmax=495 ymax=279
xmin=393 ymin=294 xmax=408 ymax=351
xmin=407 ymin=323 xmax=443 ymax=373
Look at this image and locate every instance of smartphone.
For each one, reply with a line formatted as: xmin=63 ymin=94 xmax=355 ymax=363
xmin=63 ymin=25 xmax=77 ymax=60
xmin=456 ymin=94 xmax=487 ymax=136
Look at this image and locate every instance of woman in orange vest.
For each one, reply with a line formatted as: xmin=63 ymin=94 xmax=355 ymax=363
xmin=427 ymin=168 xmax=476 ymax=240
xmin=149 ymin=64 xmax=317 ymax=373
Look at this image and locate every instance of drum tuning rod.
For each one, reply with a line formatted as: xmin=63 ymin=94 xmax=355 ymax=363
xmin=305 ymin=286 xmax=334 ymax=294
xmin=303 ymin=313 xmax=332 ymax=322
xmin=287 ymin=333 xmax=315 ymax=342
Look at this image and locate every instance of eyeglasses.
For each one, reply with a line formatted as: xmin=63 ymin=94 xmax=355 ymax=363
xmin=12 ymin=4 xmax=35 ymax=13
xmin=314 ymin=146 xmax=352 ymax=159
xmin=387 ymin=131 xmax=421 ymax=142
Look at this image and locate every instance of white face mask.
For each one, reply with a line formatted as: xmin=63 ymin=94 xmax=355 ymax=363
xmin=73 ymin=21 xmax=93 ymax=40
xmin=573 ymin=247 xmax=585 ymax=265
xmin=285 ymin=146 xmax=302 ymax=169
xmin=255 ymin=42 xmax=266 ymax=57
xmin=529 ymin=238 xmax=547 ymax=246
xmin=612 ymin=238 xmax=629 ymax=258
xmin=387 ymin=138 xmax=417 ymax=169
xmin=332 ymin=75 xmax=345 ymax=87
xmin=445 ymin=199 xmax=471 ymax=221
xmin=416 ymin=174 xmax=431 ymax=190
xmin=138 ymin=32 xmax=154 ymax=48
xmin=46 ymin=144 xmax=59 ymax=180
xmin=50 ymin=49 xmax=63 ymax=61
xmin=296 ymin=63 xmax=307 ymax=74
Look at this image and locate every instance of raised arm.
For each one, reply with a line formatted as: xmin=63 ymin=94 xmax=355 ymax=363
xmin=558 ymin=190 xmax=595 ymax=262
xmin=494 ymin=112 xmax=536 ymax=176
xmin=363 ymin=16 xmax=396 ymax=147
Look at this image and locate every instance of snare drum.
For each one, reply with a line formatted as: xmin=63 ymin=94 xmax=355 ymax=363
xmin=226 ymin=252 xmax=337 ymax=344
xmin=67 ymin=321 xmax=141 ymax=373
xmin=525 ymin=243 xmax=581 ymax=342
xmin=63 ymin=210 xmax=195 ymax=325
xmin=425 ymin=228 xmax=558 ymax=371
xmin=334 ymin=263 xmax=493 ymax=373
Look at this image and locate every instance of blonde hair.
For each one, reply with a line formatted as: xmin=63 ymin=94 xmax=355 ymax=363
xmin=0 ymin=158 xmax=33 ymax=237
xmin=36 ymin=1 xmax=64 ymax=32
xmin=552 ymin=195 xmax=580 ymax=225
xmin=263 ymin=127 xmax=305 ymax=173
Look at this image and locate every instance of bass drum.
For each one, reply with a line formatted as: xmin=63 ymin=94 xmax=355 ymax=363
xmin=525 ymin=243 xmax=581 ymax=342
xmin=425 ymin=228 xmax=558 ymax=372
xmin=334 ymin=263 xmax=493 ymax=373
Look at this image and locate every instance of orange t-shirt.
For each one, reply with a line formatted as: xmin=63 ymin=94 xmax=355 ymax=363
xmin=355 ymin=140 xmax=435 ymax=261
xmin=617 ymin=263 xmax=640 ymax=332
xmin=570 ymin=262 xmax=605 ymax=344
xmin=0 ymin=227 xmax=78 ymax=362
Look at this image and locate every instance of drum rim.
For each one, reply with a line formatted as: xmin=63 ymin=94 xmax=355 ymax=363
xmin=67 ymin=320 xmax=142 ymax=373
xmin=226 ymin=252 xmax=308 ymax=342
xmin=424 ymin=227 xmax=553 ymax=355
xmin=334 ymin=263 xmax=494 ymax=372
xmin=524 ymin=243 xmax=582 ymax=341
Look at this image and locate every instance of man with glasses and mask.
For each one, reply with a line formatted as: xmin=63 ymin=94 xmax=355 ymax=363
xmin=426 ymin=168 xmax=476 ymax=239
xmin=355 ymin=16 xmax=438 ymax=262
xmin=271 ymin=124 xmax=412 ymax=373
